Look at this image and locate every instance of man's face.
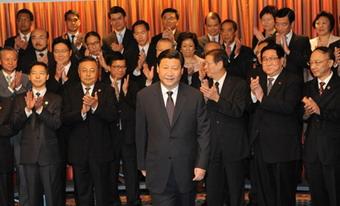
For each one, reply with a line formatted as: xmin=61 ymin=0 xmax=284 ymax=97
xmin=78 ymin=60 xmax=98 ymax=86
xmin=110 ymin=60 xmax=126 ymax=80
xmin=133 ymin=24 xmax=149 ymax=46
xmin=157 ymin=58 xmax=183 ymax=90
xmin=53 ymin=43 xmax=72 ymax=65
xmin=309 ymin=50 xmax=333 ymax=79
xmin=66 ymin=14 xmax=80 ymax=33
xmin=275 ymin=16 xmax=293 ymax=35
xmin=162 ymin=12 xmax=178 ymax=30
xmin=261 ymin=49 xmax=284 ymax=77
xmin=29 ymin=65 xmax=49 ymax=89
xmin=86 ymin=35 xmax=102 ymax=56
xmin=0 ymin=50 xmax=18 ymax=73
xmin=110 ymin=13 xmax=126 ymax=32
xmin=31 ymin=29 xmax=48 ymax=51
xmin=205 ymin=17 xmax=220 ymax=36
xmin=16 ymin=13 xmax=32 ymax=34
xmin=221 ymin=22 xmax=236 ymax=44
xmin=156 ymin=40 xmax=173 ymax=57
xmin=205 ymin=54 xmax=223 ymax=79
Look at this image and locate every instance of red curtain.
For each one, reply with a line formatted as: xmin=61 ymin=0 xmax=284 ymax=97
xmin=0 ymin=0 xmax=338 ymax=48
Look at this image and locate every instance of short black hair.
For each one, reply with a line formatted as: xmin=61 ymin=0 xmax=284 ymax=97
xmin=16 ymin=8 xmax=34 ymax=21
xmin=29 ymin=62 xmax=49 ymax=74
xmin=161 ymin=8 xmax=179 ymax=19
xmin=84 ymin=31 xmax=101 ymax=43
xmin=204 ymin=12 xmax=221 ymax=24
xmin=205 ymin=49 xmax=229 ymax=70
xmin=64 ymin=10 xmax=80 ymax=21
xmin=276 ymin=8 xmax=295 ymax=23
xmin=221 ymin=19 xmax=238 ymax=31
xmin=157 ymin=49 xmax=184 ymax=68
xmin=312 ymin=46 xmax=335 ymax=61
xmin=108 ymin=6 xmax=126 ymax=18
xmin=78 ymin=56 xmax=98 ymax=68
xmin=108 ymin=52 xmax=126 ymax=66
xmin=261 ymin=43 xmax=285 ymax=60
xmin=176 ymin=32 xmax=200 ymax=52
xmin=312 ymin=11 xmax=335 ymax=32
xmin=259 ymin=5 xmax=277 ymax=19
xmin=132 ymin=20 xmax=150 ymax=32
xmin=52 ymin=38 xmax=72 ymax=51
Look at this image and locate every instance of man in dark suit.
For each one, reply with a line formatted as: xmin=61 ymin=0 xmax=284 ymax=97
xmin=18 ymin=28 xmax=55 ymax=74
xmin=62 ymin=56 xmax=117 ymax=206
xmin=198 ymin=12 xmax=221 ymax=54
xmin=4 ymin=9 xmax=34 ymax=56
xmin=302 ymin=47 xmax=340 ymax=206
xmin=329 ymin=40 xmax=340 ymax=76
xmin=249 ymin=44 xmax=303 ymax=206
xmin=274 ymin=8 xmax=311 ymax=82
xmin=200 ymin=49 xmax=249 ymax=206
xmin=0 ymin=97 xmax=17 ymax=206
xmin=52 ymin=10 xmax=86 ymax=61
xmin=136 ymin=49 xmax=210 ymax=206
xmin=102 ymin=6 xmax=139 ymax=75
xmin=148 ymin=8 xmax=182 ymax=66
xmin=220 ymin=19 xmax=254 ymax=80
xmin=104 ymin=53 xmax=141 ymax=206
xmin=11 ymin=62 xmax=63 ymax=206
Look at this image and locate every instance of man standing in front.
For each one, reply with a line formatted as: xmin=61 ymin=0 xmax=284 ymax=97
xmin=135 ymin=49 xmax=210 ymax=206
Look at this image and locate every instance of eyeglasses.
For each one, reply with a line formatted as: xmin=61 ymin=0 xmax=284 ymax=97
xmin=262 ymin=57 xmax=280 ymax=63
xmin=111 ymin=65 xmax=126 ymax=69
xmin=308 ymin=59 xmax=329 ymax=66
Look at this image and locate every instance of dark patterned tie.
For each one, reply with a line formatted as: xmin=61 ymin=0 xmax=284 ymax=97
xmin=319 ymin=82 xmax=325 ymax=95
xmin=267 ymin=77 xmax=274 ymax=95
xmin=215 ymin=81 xmax=220 ymax=94
xmin=166 ymin=91 xmax=174 ymax=125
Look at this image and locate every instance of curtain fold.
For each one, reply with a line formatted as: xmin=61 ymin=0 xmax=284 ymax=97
xmin=0 ymin=0 xmax=338 ymax=47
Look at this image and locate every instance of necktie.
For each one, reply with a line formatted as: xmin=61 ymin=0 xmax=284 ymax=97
xmin=39 ymin=53 xmax=44 ymax=57
xmin=319 ymin=82 xmax=326 ymax=95
xmin=267 ymin=77 xmax=274 ymax=95
xmin=23 ymin=35 xmax=27 ymax=42
xmin=141 ymin=48 xmax=145 ymax=55
xmin=117 ymin=33 xmax=123 ymax=44
xmin=85 ymin=87 xmax=90 ymax=95
xmin=113 ymin=80 xmax=120 ymax=100
xmin=5 ymin=75 xmax=12 ymax=85
xmin=36 ymin=92 xmax=41 ymax=98
xmin=226 ymin=45 xmax=231 ymax=57
xmin=166 ymin=91 xmax=174 ymax=125
xmin=71 ymin=35 xmax=75 ymax=44
xmin=215 ymin=81 xmax=220 ymax=94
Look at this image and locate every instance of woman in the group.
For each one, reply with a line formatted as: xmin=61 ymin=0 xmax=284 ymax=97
xmin=310 ymin=11 xmax=340 ymax=51
xmin=252 ymin=5 xmax=278 ymax=49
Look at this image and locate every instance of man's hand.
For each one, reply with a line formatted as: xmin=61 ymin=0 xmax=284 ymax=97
xmin=111 ymin=42 xmax=124 ymax=53
xmin=143 ymin=64 xmax=154 ymax=82
xmin=14 ymin=36 xmax=28 ymax=50
xmin=302 ymin=96 xmax=320 ymax=115
xmin=24 ymin=91 xmax=36 ymax=110
xmin=250 ymin=76 xmax=264 ymax=102
xmin=192 ymin=168 xmax=206 ymax=181
xmin=122 ymin=75 xmax=129 ymax=96
xmin=200 ymin=83 xmax=220 ymax=102
xmin=141 ymin=170 xmax=146 ymax=177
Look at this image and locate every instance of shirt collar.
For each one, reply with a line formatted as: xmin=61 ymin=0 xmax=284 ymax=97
xmin=2 ymin=70 xmax=16 ymax=79
xmin=208 ymin=34 xmax=219 ymax=42
xmin=225 ymin=41 xmax=236 ymax=51
xmin=32 ymin=87 xmax=47 ymax=98
xmin=285 ymin=30 xmax=293 ymax=45
xmin=81 ymin=83 xmax=95 ymax=94
xmin=19 ymin=31 xmax=31 ymax=41
xmin=115 ymin=27 xmax=127 ymax=37
xmin=317 ymin=71 xmax=333 ymax=88
xmin=160 ymin=83 xmax=179 ymax=105
xmin=138 ymin=43 xmax=150 ymax=53
xmin=35 ymin=49 xmax=48 ymax=56
xmin=267 ymin=72 xmax=281 ymax=84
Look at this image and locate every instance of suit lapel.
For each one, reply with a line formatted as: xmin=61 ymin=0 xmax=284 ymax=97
xmin=316 ymin=74 xmax=340 ymax=107
xmin=172 ymin=84 xmax=186 ymax=127
xmin=268 ymin=70 xmax=285 ymax=95
xmin=0 ymin=71 xmax=8 ymax=88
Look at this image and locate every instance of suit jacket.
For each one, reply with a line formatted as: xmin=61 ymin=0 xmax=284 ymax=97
xmin=18 ymin=48 xmax=55 ymax=74
xmin=303 ymin=74 xmax=340 ymax=164
xmin=0 ymin=97 xmax=16 ymax=173
xmin=223 ymin=44 xmax=254 ymax=80
xmin=62 ymin=82 xmax=117 ymax=164
xmin=0 ymin=69 xmax=31 ymax=98
xmin=250 ymin=70 xmax=303 ymax=163
xmin=53 ymin=34 xmax=86 ymax=61
xmin=11 ymin=92 xmax=62 ymax=165
xmin=207 ymin=75 xmax=249 ymax=162
xmin=136 ymin=82 xmax=210 ymax=193
xmin=102 ymin=29 xmax=139 ymax=75
xmin=4 ymin=35 xmax=33 ymax=57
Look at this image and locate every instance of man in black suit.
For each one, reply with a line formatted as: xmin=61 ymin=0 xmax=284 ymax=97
xmin=4 ymin=9 xmax=34 ymax=56
xmin=0 ymin=97 xmax=17 ymax=206
xmin=18 ymin=28 xmax=55 ymax=74
xmin=104 ymin=53 xmax=141 ymax=206
xmin=148 ymin=8 xmax=182 ymax=66
xmin=198 ymin=12 xmax=221 ymax=53
xmin=249 ymin=44 xmax=303 ymax=206
xmin=102 ymin=6 xmax=139 ymax=75
xmin=11 ymin=62 xmax=63 ymax=206
xmin=200 ymin=49 xmax=249 ymax=206
xmin=136 ymin=49 xmax=210 ymax=206
xmin=53 ymin=10 xmax=86 ymax=61
xmin=274 ymin=8 xmax=311 ymax=82
xmin=302 ymin=47 xmax=340 ymax=206
xmin=62 ymin=56 xmax=117 ymax=206
xmin=329 ymin=40 xmax=340 ymax=76
xmin=220 ymin=19 xmax=254 ymax=80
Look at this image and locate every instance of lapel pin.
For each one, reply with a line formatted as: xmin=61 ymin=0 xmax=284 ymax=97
xmin=97 ymin=89 xmax=102 ymax=93
xmin=0 ymin=106 xmax=2 ymax=110
xmin=327 ymin=86 xmax=331 ymax=90
xmin=44 ymin=101 xmax=49 ymax=106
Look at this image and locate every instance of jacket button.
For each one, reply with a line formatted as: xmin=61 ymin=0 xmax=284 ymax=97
xmin=168 ymin=157 xmax=172 ymax=160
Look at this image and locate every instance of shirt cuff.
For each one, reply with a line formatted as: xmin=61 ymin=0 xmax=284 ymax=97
xmin=91 ymin=105 xmax=98 ymax=113
xmin=251 ymin=92 xmax=257 ymax=103
xmin=81 ymin=112 xmax=87 ymax=120
xmin=25 ymin=107 xmax=33 ymax=117
xmin=35 ymin=106 xmax=43 ymax=114
xmin=7 ymin=86 xmax=14 ymax=93
xmin=133 ymin=68 xmax=141 ymax=76
xmin=15 ymin=84 xmax=23 ymax=91
xmin=145 ymin=80 xmax=152 ymax=87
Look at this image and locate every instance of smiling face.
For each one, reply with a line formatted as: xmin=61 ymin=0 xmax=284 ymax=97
xmin=29 ymin=65 xmax=49 ymax=90
xmin=205 ymin=17 xmax=220 ymax=36
xmin=157 ymin=58 xmax=183 ymax=90
xmin=109 ymin=59 xmax=126 ymax=80
xmin=314 ymin=16 xmax=331 ymax=36
xmin=0 ymin=50 xmax=18 ymax=73
xmin=309 ymin=50 xmax=333 ymax=80
xmin=53 ymin=42 xmax=72 ymax=65
xmin=31 ymin=29 xmax=48 ymax=51
xmin=261 ymin=49 xmax=284 ymax=77
xmin=78 ymin=60 xmax=98 ymax=86
xmin=180 ymin=38 xmax=195 ymax=58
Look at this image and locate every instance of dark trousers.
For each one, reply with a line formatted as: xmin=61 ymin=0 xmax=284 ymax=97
xmin=305 ymin=161 xmax=340 ymax=206
xmin=151 ymin=166 xmax=195 ymax=206
xmin=252 ymin=144 xmax=299 ymax=206
xmin=206 ymin=151 xmax=246 ymax=206
xmin=111 ymin=140 xmax=140 ymax=205
xmin=0 ymin=172 xmax=14 ymax=206
xmin=73 ymin=159 xmax=112 ymax=206
xmin=23 ymin=163 xmax=63 ymax=206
